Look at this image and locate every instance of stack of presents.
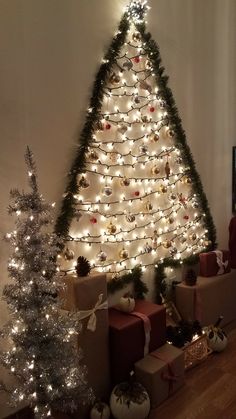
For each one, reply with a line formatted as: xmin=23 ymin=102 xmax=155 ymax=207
xmin=61 ymin=248 xmax=236 ymax=417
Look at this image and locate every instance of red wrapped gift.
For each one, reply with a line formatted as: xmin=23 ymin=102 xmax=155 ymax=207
xmin=109 ymin=300 xmax=166 ymax=384
xmin=199 ymin=250 xmax=231 ymax=277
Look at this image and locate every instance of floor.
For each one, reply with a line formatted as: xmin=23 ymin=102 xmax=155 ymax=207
xmin=2 ymin=323 xmax=236 ymax=419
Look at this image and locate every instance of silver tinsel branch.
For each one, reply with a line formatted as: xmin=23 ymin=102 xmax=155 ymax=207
xmin=0 ymin=147 xmax=94 ymax=418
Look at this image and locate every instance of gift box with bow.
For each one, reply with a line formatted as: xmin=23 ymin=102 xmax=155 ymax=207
xmin=135 ymin=343 xmax=185 ymax=408
xmin=199 ymin=250 xmax=231 ymax=277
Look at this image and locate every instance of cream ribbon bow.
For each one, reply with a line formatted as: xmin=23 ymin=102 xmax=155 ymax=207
xmin=213 ymin=250 xmax=228 ymax=275
xmin=77 ymin=293 xmax=108 ymax=332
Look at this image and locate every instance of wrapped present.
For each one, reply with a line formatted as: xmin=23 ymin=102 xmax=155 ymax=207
xmin=199 ymin=250 xmax=231 ymax=277
xmin=109 ymin=300 xmax=166 ymax=384
xmin=135 ymin=343 xmax=185 ymax=408
xmin=61 ymin=273 xmax=110 ymax=404
xmin=175 ymin=271 xmax=236 ymax=326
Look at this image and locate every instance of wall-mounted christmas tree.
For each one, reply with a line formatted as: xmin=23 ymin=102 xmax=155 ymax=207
xmin=0 ymin=148 xmax=93 ymax=418
xmin=55 ymin=0 xmax=216 ymax=290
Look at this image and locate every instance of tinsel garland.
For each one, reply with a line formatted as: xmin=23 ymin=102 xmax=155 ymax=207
xmin=55 ymin=6 xmax=216 ymax=298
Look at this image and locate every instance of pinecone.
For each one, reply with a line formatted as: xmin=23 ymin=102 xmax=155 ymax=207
xmin=76 ymin=256 xmax=91 ymax=277
xmin=185 ymin=269 xmax=197 ymax=286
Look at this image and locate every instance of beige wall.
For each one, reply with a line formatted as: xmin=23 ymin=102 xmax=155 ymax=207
xmin=0 ymin=0 xmax=236 ymax=313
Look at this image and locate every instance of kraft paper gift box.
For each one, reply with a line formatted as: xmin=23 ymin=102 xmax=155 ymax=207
xmin=175 ymin=271 xmax=236 ymax=326
xmin=199 ymin=250 xmax=231 ymax=277
xmin=109 ymin=299 xmax=166 ymax=384
xmin=135 ymin=343 xmax=185 ymax=408
xmin=61 ymin=273 xmax=110 ymax=404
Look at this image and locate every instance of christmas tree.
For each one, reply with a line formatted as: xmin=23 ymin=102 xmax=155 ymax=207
xmin=0 ymin=148 xmax=93 ymax=418
xmin=55 ymin=1 xmax=216 ymax=285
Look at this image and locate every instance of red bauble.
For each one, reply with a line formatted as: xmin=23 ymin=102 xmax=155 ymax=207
xmin=90 ymin=217 xmax=97 ymax=224
xmin=183 ymin=215 xmax=189 ymax=220
xmin=149 ymin=107 xmax=155 ymax=113
xmin=134 ymin=191 xmax=140 ymax=197
xmin=105 ymin=123 xmax=111 ymax=130
xmin=133 ymin=56 xmax=141 ymax=63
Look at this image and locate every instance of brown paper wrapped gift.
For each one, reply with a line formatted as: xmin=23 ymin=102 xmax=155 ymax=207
xmin=175 ymin=271 xmax=236 ymax=326
xmin=135 ymin=344 xmax=185 ymax=408
xmin=61 ymin=273 xmax=110 ymax=403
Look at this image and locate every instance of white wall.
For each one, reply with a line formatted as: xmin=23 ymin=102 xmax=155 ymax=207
xmin=0 ymin=0 xmax=236 ymax=313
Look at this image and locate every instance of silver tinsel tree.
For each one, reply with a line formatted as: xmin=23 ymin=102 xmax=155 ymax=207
xmin=0 ymin=147 xmax=94 ymax=418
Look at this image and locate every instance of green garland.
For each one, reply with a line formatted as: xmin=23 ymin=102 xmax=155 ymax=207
xmin=107 ymin=266 xmax=148 ymax=299
xmin=55 ymin=8 xmax=217 ymax=298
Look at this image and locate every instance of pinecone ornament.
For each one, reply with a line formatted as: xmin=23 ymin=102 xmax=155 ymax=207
xmin=76 ymin=256 xmax=91 ymax=277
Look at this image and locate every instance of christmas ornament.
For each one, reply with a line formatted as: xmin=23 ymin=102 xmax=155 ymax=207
xmin=102 ymin=186 xmax=112 ymax=196
xmin=121 ymin=177 xmax=130 ymax=187
xmin=159 ymin=100 xmax=166 ymax=109
xmin=190 ymin=233 xmax=197 ymax=241
xmin=63 ymin=247 xmax=75 ymax=261
xmin=169 ymin=193 xmax=177 ymax=202
xmin=133 ymin=191 xmax=140 ymax=197
xmin=145 ymin=201 xmax=153 ymax=211
xmin=151 ymin=165 xmax=160 ymax=175
xmin=88 ymin=150 xmax=99 ymax=161
xmin=149 ymin=106 xmax=155 ymax=113
xmin=183 ymin=215 xmax=189 ymax=221
xmin=145 ymin=59 xmax=152 ymax=70
xmin=167 ymin=128 xmax=175 ymax=138
xmin=143 ymin=242 xmax=152 ymax=253
xmin=119 ymin=248 xmax=129 ymax=259
xmin=139 ymin=143 xmax=148 ymax=154
xmin=90 ymin=401 xmax=110 ymax=419
xmin=175 ymin=156 xmax=182 ymax=164
xmin=115 ymin=293 xmax=135 ymax=313
xmin=169 ymin=216 xmax=174 ymax=224
xmin=90 ymin=217 xmax=97 ymax=224
xmin=204 ymin=240 xmax=212 ymax=247
xmin=178 ymin=193 xmax=187 ymax=208
xmin=141 ymin=115 xmax=149 ymax=123
xmin=133 ymin=95 xmax=141 ymax=104
xmin=179 ymin=236 xmax=187 ymax=244
xmin=110 ymin=381 xmax=150 ymax=419
xmin=192 ymin=201 xmax=199 ymax=209
xmin=132 ymin=31 xmax=141 ymax=42
xmin=165 ymin=161 xmax=170 ymax=179
xmin=139 ymin=80 xmax=152 ymax=93
xmin=117 ymin=124 xmax=128 ymax=134
xmin=97 ymin=250 xmax=107 ymax=262
xmin=107 ymin=222 xmax=117 ymax=234
xmin=109 ymin=72 xmax=120 ymax=85
xmin=184 ymin=176 xmax=192 ymax=184
xmin=204 ymin=317 xmax=227 ymax=352
xmin=79 ymin=176 xmax=90 ymax=189
xmin=126 ymin=214 xmax=136 ymax=223
xmin=133 ymin=56 xmax=141 ymax=63
xmin=162 ymin=240 xmax=172 ymax=249
xmin=105 ymin=123 xmax=111 ymax=130
xmin=110 ymin=151 xmax=118 ymax=163
xmin=150 ymin=133 xmax=159 ymax=142
xmin=160 ymin=185 xmax=167 ymax=193
xmin=123 ymin=60 xmax=133 ymax=71
xmin=152 ymin=230 xmax=158 ymax=249
xmin=169 ymin=247 xmax=178 ymax=256
xmin=76 ymin=256 xmax=91 ymax=277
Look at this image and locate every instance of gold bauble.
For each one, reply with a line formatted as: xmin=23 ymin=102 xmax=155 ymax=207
xmin=119 ymin=248 xmax=129 ymax=259
xmin=79 ymin=176 xmax=90 ymax=189
xmin=151 ymin=165 xmax=160 ymax=175
xmin=150 ymin=133 xmax=159 ymax=142
xmin=109 ymin=72 xmax=120 ymax=85
xmin=107 ymin=222 xmax=117 ymax=234
xmin=121 ymin=177 xmax=130 ymax=187
xmin=63 ymin=247 xmax=75 ymax=261
xmin=88 ymin=150 xmax=99 ymax=161
xmin=167 ymin=128 xmax=175 ymax=138
xmin=160 ymin=184 xmax=168 ymax=193
xmin=96 ymin=250 xmax=107 ymax=262
xmin=145 ymin=201 xmax=153 ymax=211
xmin=190 ymin=233 xmax=197 ymax=241
xmin=162 ymin=240 xmax=172 ymax=249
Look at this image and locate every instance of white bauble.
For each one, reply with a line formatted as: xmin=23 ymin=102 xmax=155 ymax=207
xmin=110 ymin=382 xmax=150 ymax=419
xmin=115 ymin=296 xmax=135 ymax=313
xmin=206 ymin=328 xmax=228 ymax=352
